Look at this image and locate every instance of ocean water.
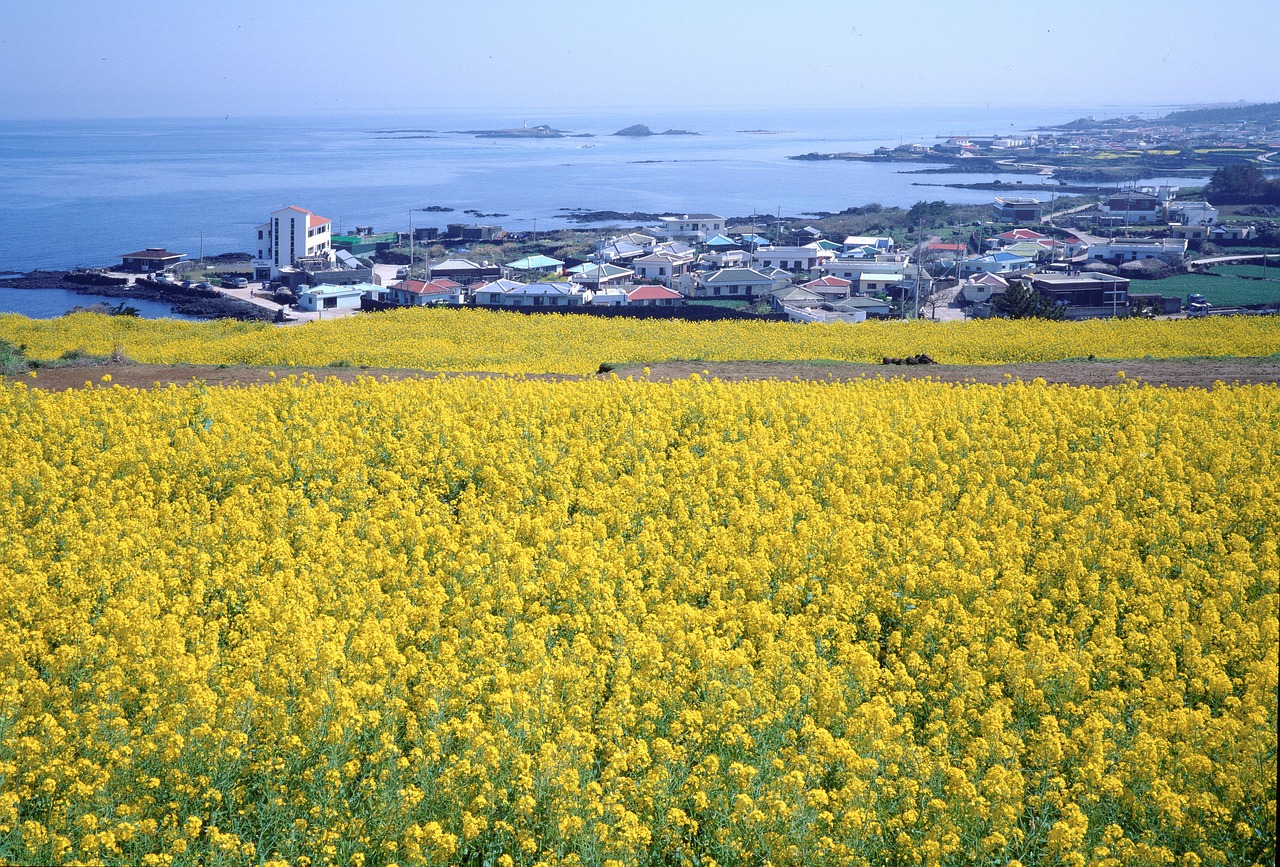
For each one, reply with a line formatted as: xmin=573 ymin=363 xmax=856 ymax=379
xmin=0 ymin=285 xmax=197 ymax=320
xmin=0 ymin=104 xmax=1197 ymax=275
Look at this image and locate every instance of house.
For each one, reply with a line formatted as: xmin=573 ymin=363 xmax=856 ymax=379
xmin=1002 ymin=240 xmax=1056 ymax=262
xmin=332 ymin=232 xmax=398 ymax=256
xmin=254 ymin=205 xmax=333 ymax=280
xmin=567 ymin=262 xmax=634 ymax=289
xmin=843 ymin=236 xmax=895 ymax=255
xmin=389 ymin=277 xmax=465 ymax=307
xmin=819 ymin=257 xmax=911 ymax=283
xmin=472 ymin=278 xmax=527 ymax=307
xmin=445 ymin=224 xmax=504 ymax=242
xmin=690 ymin=267 xmax=778 ymax=300
xmin=1168 ymin=201 xmax=1218 ymax=226
xmin=859 ymin=272 xmax=907 ymax=295
xmin=119 ymin=247 xmax=185 ymax=273
xmin=596 ymin=240 xmax=647 ymax=263
xmin=1208 ymin=224 xmax=1258 ymax=242
xmin=958 ymin=272 xmax=1010 ymax=304
xmin=504 ymin=254 xmax=564 ymax=277
xmin=699 ymin=249 xmax=750 ymax=270
xmin=1031 ymin=273 xmax=1130 ymax=318
xmin=428 ymin=258 xmax=502 ymax=285
xmin=832 ymin=295 xmax=892 ymax=318
xmin=626 ymin=285 xmax=684 ymax=307
xmin=781 ymin=304 xmax=867 ymax=324
xmin=498 ymin=281 xmax=584 ymax=307
xmin=654 ymin=214 xmax=726 ymax=242
xmin=988 ymin=228 xmax=1050 ymax=248
xmin=958 ymin=251 xmax=1034 ymax=277
xmin=1088 ymin=238 xmax=1187 ymax=265
xmin=925 ymin=242 xmax=966 ymax=259
xmin=787 ymin=226 xmax=824 ymax=245
xmin=1097 ymin=189 xmax=1165 ymax=225
xmin=652 ymin=240 xmax=696 ymax=258
xmin=589 ymin=286 xmax=631 ymax=306
xmin=801 ymin=275 xmax=853 ymax=302
xmin=615 ymin=232 xmax=657 ymax=247
xmin=1168 ymin=223 xmax=1210 ymax=241
xmin=992 ymin=197 xmax=1044 ymax=223
xmin=704 ymin=234 xmax=740 ymax=251
xmin=633 ymin=251 xmax=693 ymax=284
xmin=770 ymin=285 xmax=824 ymax=310
xmin=297 ymin=283 xmax=364 ymax=313
xmin=752 ymin=245 xmax=831 ymax=272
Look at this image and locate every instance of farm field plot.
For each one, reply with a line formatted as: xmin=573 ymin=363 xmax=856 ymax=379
xmin=0 ymin=374 xmax=1275 ymax=866
xmin=1146 ymin=272 xmax=1280 ymax=308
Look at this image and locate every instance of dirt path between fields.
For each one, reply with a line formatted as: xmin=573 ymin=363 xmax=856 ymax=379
xmin=9 ymin=357 xmax=1280 ymax=392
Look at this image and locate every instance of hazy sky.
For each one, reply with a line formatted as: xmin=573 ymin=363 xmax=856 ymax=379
xmin=2 ymin=0 xmax=1275 ymax=118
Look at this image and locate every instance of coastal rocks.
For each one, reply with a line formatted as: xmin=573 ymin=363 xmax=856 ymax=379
xmin=613 ymin=124 xmax=700 ymax=137
xmin=558 ymin=208 xmax=669 ymax=224
xmin=131 ymin=278 xmax=275 ymax=321
xmin=66 ymin=271 xmax=129 ymax=287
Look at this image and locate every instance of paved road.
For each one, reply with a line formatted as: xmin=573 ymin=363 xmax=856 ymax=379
xmin=1188 ymin=254 xmax=1273 ymax=267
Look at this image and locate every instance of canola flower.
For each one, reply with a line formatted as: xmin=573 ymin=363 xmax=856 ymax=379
xmin=0 ymin=374 xmax=1275 ymax=866
xmin=1 ymin=309 xmax=1279 ymax=374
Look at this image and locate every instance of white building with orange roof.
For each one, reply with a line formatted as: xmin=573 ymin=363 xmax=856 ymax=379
xmin=254 ymin=205 xmax=333 ymax=279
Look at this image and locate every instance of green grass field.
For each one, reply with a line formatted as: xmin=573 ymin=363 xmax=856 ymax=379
xmin=1151 ymin=271 xmax=1280 ymax=307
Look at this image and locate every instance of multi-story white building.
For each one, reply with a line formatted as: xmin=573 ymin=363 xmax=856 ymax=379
xmin=253 ymin=206 xmax=333 ymax=279
xmin=654 ymin=214 xmax=725 ymax=243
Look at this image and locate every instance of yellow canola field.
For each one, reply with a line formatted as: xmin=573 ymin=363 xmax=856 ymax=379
xmin=2 ymin=309 xmax=1280 ymax=374
xmin=0 ymin=375 xmax=1276 ymax=867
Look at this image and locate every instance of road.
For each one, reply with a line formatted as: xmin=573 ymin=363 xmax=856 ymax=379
xmin=1188 ymin=254 xmax=1274 ymax=267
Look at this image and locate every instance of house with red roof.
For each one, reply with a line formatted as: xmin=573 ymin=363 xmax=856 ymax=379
xmin=988 ymin=228 xmax=1050 ymax=249
xmin=801 ymin=274 xmax=853 ymax=302
xmin=254 ymin=205 xmax=333 ymax=279
xmin=626 ymin=285 xmax=684 ymax=307
xmin=388 ymin=277 xmax=464 ymax=307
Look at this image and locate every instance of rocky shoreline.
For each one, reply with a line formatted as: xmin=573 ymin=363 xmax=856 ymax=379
xmin=0 ymin=270 xmax=274 ymax=321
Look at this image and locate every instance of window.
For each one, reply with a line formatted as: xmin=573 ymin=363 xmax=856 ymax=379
xmin=323 ymin=296 xmax=338 ymax=309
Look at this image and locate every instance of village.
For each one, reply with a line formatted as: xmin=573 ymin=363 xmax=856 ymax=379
xmin=107 ymin=179 xmax=1278 ymax=326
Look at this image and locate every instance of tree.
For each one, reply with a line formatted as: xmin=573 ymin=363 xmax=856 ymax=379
xmin=992 ymin=279 xmax=1065 ymax=320
xmin=1204 ymin=163 xmax=1279 ymax=204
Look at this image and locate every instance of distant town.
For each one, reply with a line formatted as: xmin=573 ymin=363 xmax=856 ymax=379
xmin=19 ymin=103 xmax=1280 ymax=324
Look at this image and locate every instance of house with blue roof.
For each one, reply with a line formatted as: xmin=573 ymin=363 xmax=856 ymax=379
xmin=957 ymin=251 xmax=1034 ymax=278
xmin=504 ymin=254 xmax=564 ymax=276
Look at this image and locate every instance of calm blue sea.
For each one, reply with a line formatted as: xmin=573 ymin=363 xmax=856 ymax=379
xmin=0 ymin=104 xmax=1197 ymax=281
xmin=0 ymin=285 xmax=198 ymax=320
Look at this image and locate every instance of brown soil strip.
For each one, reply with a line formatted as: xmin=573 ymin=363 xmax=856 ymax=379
xmin=6 ymin=357 xmax=1279 ymax=393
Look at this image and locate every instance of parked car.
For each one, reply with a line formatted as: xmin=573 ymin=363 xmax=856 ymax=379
xmin=193 ymin=281 xmax=212 ymax=290
xmin=227 ymin=277 xmax=249 ymax=289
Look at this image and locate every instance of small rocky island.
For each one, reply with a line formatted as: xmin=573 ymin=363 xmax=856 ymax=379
xmin=613 ymin=124 xmax=700 ymax=137
xmin=459 ymin=125 xmax=569 ymax=139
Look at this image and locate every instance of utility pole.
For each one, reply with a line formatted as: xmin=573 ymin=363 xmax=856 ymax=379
xmin=408 ymin=210 xmax=414 ymax=278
